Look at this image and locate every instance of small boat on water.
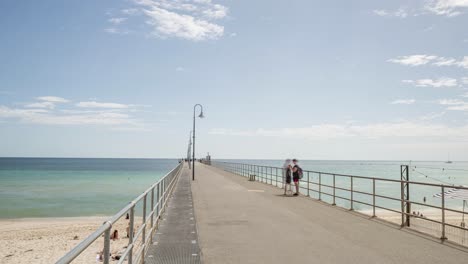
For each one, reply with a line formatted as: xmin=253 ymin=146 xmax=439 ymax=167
xmin=446 ymin=153 xmax=453 ymax=164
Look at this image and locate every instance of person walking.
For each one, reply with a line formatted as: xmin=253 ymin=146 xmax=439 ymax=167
xmin=292 ymin=159 xmax=302 ymax=196
xmin=283 ymin=159 xmax=292 ymax=195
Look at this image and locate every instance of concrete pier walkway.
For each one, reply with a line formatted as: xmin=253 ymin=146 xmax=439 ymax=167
xmin=190 ymin=163 xmax=468 ymax=264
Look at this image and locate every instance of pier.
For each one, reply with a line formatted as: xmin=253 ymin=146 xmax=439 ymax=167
xmin=57 ymin=161 xmax=468 ymax=263
xmin=145 ymin=162 xmax=467 ymax=264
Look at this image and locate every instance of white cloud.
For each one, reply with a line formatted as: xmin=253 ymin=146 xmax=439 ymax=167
xmin=229 ymin=32 xmax=237 ymax=37
xmin=23 ymin=96 xmax=69 ymax=109
xmin=437 ymin=99 xmax=468 ymax=111
xmin=373 ymin=8 xmax=408 ymax=18
xmin=394 ymin=8 xmax=409 ymax=17
xmin=105 ymin=28 xmax=118 ymax=34
xmin=420 ymin=112 xmax=445 ymax=120
xmin=462 ymin=92 xmax=468 ymax=97
xmin=0 ymin=97 xmax=149 ymax=128
xmin=76 ymin=101 xmax=130 ymax=109
xmin=388 ymin=55 xmax=468 ymax=69
xmin=425 ymin=0 xmax=468 ymax=17
xmin=122 ymin=8 xmax=139 ymax=15
xmin=391 ymin=99 xmax=416 ymax=105
xmin=388 ymin=55 xmax=437 ymax=66
xmin=202 ymin=4 xmax=228 ymax=19
xmin=143 ymin=6 xmax=223 ymax=40
xmin=402 ymin=78 xmax=458 ymax=88
xmin=463 ymin=77 xmax=468 ymax=84
xmin=108 ymin=17 xmax=128 ymax=25
xmin=447 ymin=104 xmax=468 ymax=111
xmin=438 ymin=99 xmax=465 ymax=105
xmin=25 ymin=102 xmax=56 ymax=109
xmin=433 ymin=57 xmax=458 ymax=66
xmin=459 ymin=56 xmax=468 ymax=69
xmin=105 ymin=28 xmax=129 ymax=35
xmin=373 ymin=10 xmax=388 ymax=16
xmin=132 ymin=0 xmax=227 ymax=41
xmin=176 ymin=66 xmax=185 ymax=71
xmin=0 ymin=106 xmax=133 ymax=126
xmin=210 ymin=122 xmax=468 ymax=140
xmin=37 ymin=96 xmax=69 ymax=103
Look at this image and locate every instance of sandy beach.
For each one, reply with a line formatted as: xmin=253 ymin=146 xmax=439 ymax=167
xmin=358 ymin=208 xmax=468 ymax=246
xmin=0 ymin=216 xmax=137 ymax=264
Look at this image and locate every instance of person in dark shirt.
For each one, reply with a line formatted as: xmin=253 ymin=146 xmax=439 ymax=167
xmin=292 ymin=159 xmax=301 ymax=196
xmin=283 ymin=159 xmax=292 ymax=195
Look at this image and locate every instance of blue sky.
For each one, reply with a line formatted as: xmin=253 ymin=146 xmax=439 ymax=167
xmin=0 ymin=0 xmax=468 ymax=160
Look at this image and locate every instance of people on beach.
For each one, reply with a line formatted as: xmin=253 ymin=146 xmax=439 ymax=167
xmin=292 ymin=159 xmax=302 ymax=196
xmin=283 ymin=159 xmax=292 ymax=195
xmin=110 ymin=230 xmax=119 ymax=241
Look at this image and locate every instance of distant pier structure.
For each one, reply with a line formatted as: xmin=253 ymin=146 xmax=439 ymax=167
xmin=204 ymin=152 xmax=211 ymax=165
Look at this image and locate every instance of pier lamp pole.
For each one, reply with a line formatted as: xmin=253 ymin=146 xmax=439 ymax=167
xmin=187 ymin=130 xmax=192 ymax=169
xmin=192 ymin=104 xmax=204 ymax=181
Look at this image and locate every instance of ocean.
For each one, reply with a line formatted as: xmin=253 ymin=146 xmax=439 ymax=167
xmin=0 ymin=158 xmax=178 ymax=218
xmin=1 ymin=158 xmax=467 ymax=219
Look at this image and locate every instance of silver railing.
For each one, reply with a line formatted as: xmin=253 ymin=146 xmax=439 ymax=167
xmin=208 ymin=161 xmax=468 ymax=246
xmin=56 ymin=162 xmax=183 ymax=264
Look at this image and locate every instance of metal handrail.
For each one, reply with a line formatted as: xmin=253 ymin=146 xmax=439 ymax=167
xmin=208 ymin=160 xmax=468 ymax=245
xmin=56 ymin=162 xmax=183 ymax=264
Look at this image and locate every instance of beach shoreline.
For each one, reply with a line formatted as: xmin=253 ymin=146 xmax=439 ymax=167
xmin=0 ymin=216 xmax=134 ymax=264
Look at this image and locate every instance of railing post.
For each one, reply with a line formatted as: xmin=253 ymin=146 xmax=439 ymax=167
xmin=441 ymin=186 xmax=447 ymax=240
xmin=103 ymin=227 xmax=111 ymax=264
xmin=275 ymin=168 xmax=278 ymax=187
xmin=128 ymin=206 xmax=135 ymax=264
xmin=258 ymin=166 xmax=260 ymax=182
xmin=142 ymin=194 xmax=147 ymax=264
xmin=157 ymin=183 xmax=160 ymax=218
xmin=262 ymin=166 xmax=265 ymax=182
xmin=318 ymin=173 xmax=322 ymax=201
xmin=150 ymin=187 xmax=155 ymax=243
xmin=372 ymin=179 xmax=376 ymax=217
xmin=400 ymin=180 xmax=405 ymax=227
xmin=307 ymin=171 xmax=310 ymax=197
xmin=270 ymin=167 xmax=273 ymax=185
xmin=163 ymin=178 xmax=166 ymax=205
xmin=332 ymin=174 xmax=336 ymax=206
xmin=260 ymin=166 xmax=263 ymax=182
xmin=401 ymin=165 xmax=410 ymax=227
xmin=350 ymin=177 xmax=354 ymax=211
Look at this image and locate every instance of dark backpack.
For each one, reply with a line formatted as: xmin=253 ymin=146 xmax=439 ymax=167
xmin=297 ymin=166 xmax=303 ymax=179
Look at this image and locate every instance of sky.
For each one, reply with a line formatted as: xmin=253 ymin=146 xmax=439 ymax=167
xmin=0 ymin=0 xmax=468 ymax=160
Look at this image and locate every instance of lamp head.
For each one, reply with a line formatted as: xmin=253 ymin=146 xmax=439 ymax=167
xmin=198 ymin=111 xmax=205 ymax=118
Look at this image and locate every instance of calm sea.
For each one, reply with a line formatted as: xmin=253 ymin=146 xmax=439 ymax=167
xmin=0 ymin=158 xmax=178 ymax=218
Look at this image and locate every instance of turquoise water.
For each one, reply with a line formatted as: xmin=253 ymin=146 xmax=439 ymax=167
xmin=219 ymin=160 xmax=468 ymax=213
xmin=0 ymin=158 xmax=178 ymax=218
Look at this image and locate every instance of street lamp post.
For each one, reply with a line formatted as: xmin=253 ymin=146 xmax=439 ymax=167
xmin=192 ymin=104 xmax=204 ymax=181
xmin=187 ymin=130 xmax=192 ymax=169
